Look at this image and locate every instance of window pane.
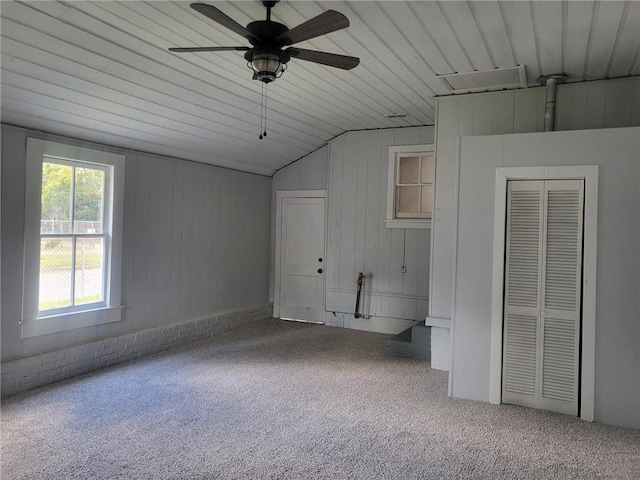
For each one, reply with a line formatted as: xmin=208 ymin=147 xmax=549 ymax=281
xmin=421 ymin=185 xmax=434 ymax=216
xmin=397 ymin=186 xmax=421 ymax=215
xmin=74 ymin=167 xmax=104 ymax=234
xmin=41 ymin=162 xmax=72 ymax=234
xmin=398 ymin=156 xmax=419 ymax=184
xmin=75 ymin=237 xmax=104 ymax=305
xmin=39 ymin=237 xmax=73 ymax=311
xmin=420 ymin=155 xmax=435 ymax=184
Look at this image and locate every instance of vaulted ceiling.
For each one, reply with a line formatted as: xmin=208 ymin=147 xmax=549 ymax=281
xmin=2 ymin=1 xmax=639 ymax=176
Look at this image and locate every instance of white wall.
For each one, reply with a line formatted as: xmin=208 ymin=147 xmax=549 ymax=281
xmin=269 ymin=146 xmax=329 ymax=302
xmin=272 ymin=146 xmax=329 ymax=192
xmin=270 ymin=127 xmax=435 ymax=332
xmin=1 ymin=125 xmax=271 ymax=361
xmin=452 ymin=127 xmax=640 ymax=429
xmin=326 ymin=127 xmax=434 ymax=325
xmin=431 ymin=77 xmax=640 ymax=321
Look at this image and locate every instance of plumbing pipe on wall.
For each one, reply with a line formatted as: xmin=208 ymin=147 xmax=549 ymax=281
xmin=538 ymin=74 xmax=567 ymax=132
xmin=354 ymin=272 xmax=364 ymax=318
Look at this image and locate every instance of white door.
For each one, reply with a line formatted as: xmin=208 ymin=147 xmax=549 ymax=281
xmin=279 ymin=197 xmax=325 ymax=323
xmin=502 ymin=179 xmax=584 ymax=416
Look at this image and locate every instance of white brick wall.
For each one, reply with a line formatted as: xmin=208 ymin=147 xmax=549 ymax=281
xmin=430 ymin=326 xmax=451 ymax=371
xmin=1 ymin=304 xmax=273 ymax=397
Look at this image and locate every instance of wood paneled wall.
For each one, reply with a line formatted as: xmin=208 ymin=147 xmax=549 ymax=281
xmin=326 ymin=127 xmax=434 ymax=321
xmin=269 ymin=146 xmax=329 ymax=302
xmin=1 ymin=125 xmax=271 ymax=361
xmin=557 ymin=77 xmax=640 ymax=131
xmin=452 ymin=128 xmax=640 ymax=428
xmin=431 ymin=76 xmax=640 ymax=321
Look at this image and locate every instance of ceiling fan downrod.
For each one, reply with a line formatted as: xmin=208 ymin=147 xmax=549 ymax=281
xmin=263 ymin=1 xmax=277 ymax=22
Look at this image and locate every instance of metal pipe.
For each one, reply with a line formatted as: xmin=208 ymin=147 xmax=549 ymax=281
xmin=354 ymin=272 xmax=364 ymax=318
xmin=544 ymin=77 xmax=558 ymax=132
xmin=538 ymin=74 xmax=567 ymax=132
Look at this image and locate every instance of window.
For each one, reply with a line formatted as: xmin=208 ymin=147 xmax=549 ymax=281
xmin=22 ymin=138 xmax=125 ymax=338
xmin=40 ymin=160 xmax=108 ymax=313
xmin=386 ymin=144 xmax=435 ymax=229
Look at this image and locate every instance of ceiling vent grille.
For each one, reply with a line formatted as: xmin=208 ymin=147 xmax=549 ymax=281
xmin=384 ymin=113 xmax=408 ymax=119
xmin=437 ymin=65 xmax=527 ymax=95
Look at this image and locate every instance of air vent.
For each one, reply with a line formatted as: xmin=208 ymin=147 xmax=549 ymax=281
xmin=384 ymin=113 xmax=408 ymax=119
xmin=437 ymin=65 xmax=527 ymax=94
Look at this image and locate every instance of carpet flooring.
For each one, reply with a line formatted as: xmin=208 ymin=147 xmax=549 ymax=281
xmin=2 ymin=318 xmax=639 ymax=479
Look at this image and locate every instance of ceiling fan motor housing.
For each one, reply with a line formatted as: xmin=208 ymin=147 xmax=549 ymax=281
xmin=246 ymin=20 xmax=289 ymax=45
xmin=244 ymin=20 xmax=291 ymax=83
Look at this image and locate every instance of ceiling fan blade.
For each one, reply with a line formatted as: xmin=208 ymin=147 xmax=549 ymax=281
xmin=276 ymin=10 xmax=349 ymax=46
xmin=169 ymin=46 xmax=250 ymax=52
xmin=286 ymin=48 xmax=360 ymax=70
xmin=190 ymin=3 xmax=259 ymax=42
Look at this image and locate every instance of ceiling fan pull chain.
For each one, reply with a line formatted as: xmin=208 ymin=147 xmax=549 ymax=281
xmin=259 ymin=83 xmax=265 ymax=139
xmin=263 ymin=84 xmax=268 ymax=138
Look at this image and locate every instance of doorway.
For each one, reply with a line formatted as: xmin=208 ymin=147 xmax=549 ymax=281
xmin=502 ymin=179 xmax=584 ymax=416
xmin=488 ymin=166 xmax=598 ymax=422
xmin=274 ymin=191 xmax=326 ymax=323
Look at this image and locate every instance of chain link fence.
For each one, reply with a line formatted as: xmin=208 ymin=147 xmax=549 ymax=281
xmin=41 ymin=220 xmax=102 ymax=234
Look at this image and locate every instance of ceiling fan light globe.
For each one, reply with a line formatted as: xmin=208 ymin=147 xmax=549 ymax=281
xmin=251 ymin=54 xmax=281 ymax=73
xmin=250 ymin=53 xmax=285 ymax=83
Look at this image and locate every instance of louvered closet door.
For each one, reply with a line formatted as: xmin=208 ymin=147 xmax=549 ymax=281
xmin=502 ymin=180 xmax=584 ymax=416
xmin=539 ymin=180 xmax=584 ymax=415
xmin=503 ymin=181 xmax=545 ymax=410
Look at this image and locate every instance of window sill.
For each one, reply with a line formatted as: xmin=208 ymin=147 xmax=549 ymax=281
xmin=385 ymin=219 xmax=431 ymax=229
xmin=21 ymin=306 xmax=123 ymax=339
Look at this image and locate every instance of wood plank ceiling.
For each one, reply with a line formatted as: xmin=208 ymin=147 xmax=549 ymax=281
xmin=2 ymin=1 xmax=639 ymax=176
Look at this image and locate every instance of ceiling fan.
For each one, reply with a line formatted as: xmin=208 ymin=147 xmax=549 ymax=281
xmin=169 ymin=1 xmax=360 ymax=84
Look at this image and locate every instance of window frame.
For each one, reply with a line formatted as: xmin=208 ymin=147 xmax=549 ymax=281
xmin=386 ymin=144 xmax=435 ymax=229
xmin=39 ymin=157 xmax=109 ymax=315
xmin=22 ymin=138 xmax=125 ymax=338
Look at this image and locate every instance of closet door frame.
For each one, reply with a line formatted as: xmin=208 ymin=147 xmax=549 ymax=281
xmin=489 ymin=166 xmax=598 ymax=422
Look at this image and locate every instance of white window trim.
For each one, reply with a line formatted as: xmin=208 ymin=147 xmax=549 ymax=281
xmin=22 ymin=138 xmax=125 ymax=338
xmin=386 ymin=144 xmax=434 ymax=229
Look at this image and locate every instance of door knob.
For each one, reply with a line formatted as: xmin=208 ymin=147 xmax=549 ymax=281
xmin=317 ymin=268 xmax=323 ymax=274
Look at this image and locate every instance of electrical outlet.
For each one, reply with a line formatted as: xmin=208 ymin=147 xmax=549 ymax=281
xmin=401 ymin=264 xmax=406 ymax=273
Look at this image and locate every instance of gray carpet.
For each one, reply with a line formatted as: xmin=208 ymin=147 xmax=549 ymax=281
xmin=2 ymin=318 xmax=639 ymax=479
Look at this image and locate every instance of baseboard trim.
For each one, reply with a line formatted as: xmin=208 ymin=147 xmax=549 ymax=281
xmin=324 ymin=311 xmax=417 ymax=335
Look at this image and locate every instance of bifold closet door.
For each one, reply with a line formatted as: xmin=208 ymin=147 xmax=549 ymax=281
xmin=502 ymin=179 xmax=584 ymax=416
